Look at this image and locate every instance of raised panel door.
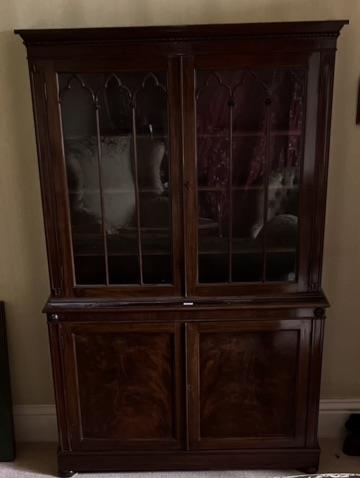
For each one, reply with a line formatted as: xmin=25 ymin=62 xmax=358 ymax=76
xmin=187 ymin=319 xmax=311 ymax=449
xmin=61 ymin=321 xmax=184 ymax=450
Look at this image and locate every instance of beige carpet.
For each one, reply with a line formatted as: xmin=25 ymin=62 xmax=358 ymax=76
xmin=0 ymin=440 xmax=359 ymax=478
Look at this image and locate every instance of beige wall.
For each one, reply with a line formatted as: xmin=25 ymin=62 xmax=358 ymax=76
xmin=0 ymin=0 xmax=359 ymax=405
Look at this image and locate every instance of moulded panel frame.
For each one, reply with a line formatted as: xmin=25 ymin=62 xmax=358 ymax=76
xmin=60 ymin=320 xmax=185 ymax=451
xmin=182 ymin=50 xmax=323 ymax=298
xmin=39 ymin=55 xmax=184 ymax=298
xmin=187 ymin=318 xmax=312 ymax=449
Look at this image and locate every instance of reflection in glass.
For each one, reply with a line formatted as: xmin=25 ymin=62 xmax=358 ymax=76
xmin=264 ymin=134 xmax=300 ymax=281
xmin=135 ymin=75 xmax=172 ymax=284
xmin=60 ymin=76 xmax=106 ymax=285
xmin=59 ymin=72 xmax=172 ymax=286
xmin=196 ymin=68 xmax=305 ymax=284
xmin=198 ymin=191 xmax=229 ymax=283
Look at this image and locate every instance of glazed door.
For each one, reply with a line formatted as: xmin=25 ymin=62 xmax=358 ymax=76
xmin=61 ymin=322 xmax=183 ymax=450
xmin=183 ymin=52 xmax=320 ymax=296
xmin=43 ymin=56 xmax=182 ymax=298
xmin=187 ymin=319 xmax=311 ymax=449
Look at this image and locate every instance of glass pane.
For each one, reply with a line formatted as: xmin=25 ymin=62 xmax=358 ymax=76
xmin=60 ymin=74 xmax=106 ymax=285
xmin=196 ymin=70 xmax=267 ymax=283
xmin=231 ymin=74 xmax=268 ymax=281
xmin=198 ymin=191 xmax=229 ymax=283
xmin=271 ymin=70 xmax=305 ymax=131
xmin=59 ymin=71 xmax=172 ymax=286
xmin=265 ymin=135 xmax=301 ymax=281
xmin=264 ymin=70 xmax=304 ymax=281
xmin=232 ymin=189 xmax=263 ymax=282
xmin=196 ymin=68 xmax=305 ymax=285
xmin=135 ymin=74 xmax=172 ymax=284
xmin=196 ymin=72 xmax=231 ymax=283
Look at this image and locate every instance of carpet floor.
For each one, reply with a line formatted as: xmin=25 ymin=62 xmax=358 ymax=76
xmin=0 ymin=439 xmax=359 ymax=478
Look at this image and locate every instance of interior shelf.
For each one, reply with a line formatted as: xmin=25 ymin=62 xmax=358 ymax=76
xmin=198 ymin=185 xmax=299 ymax=192
xmin=197 ymin=129 xmax=302 ymax=138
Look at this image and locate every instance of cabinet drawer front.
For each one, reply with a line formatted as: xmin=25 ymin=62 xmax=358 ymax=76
xmin=187 ymin=319 xmax=311 ymax=449
xmin=61 ymin=322 xmax=183 ymax=450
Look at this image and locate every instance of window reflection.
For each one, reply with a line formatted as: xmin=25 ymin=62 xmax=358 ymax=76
xmin=196 ymin=69 xmax=305 ymax=284
xmin=59 ymin=72 xmax=172 ymax=286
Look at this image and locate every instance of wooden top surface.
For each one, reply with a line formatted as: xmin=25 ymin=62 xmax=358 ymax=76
xmin=15 ymin=20 xmax=349 ymax=44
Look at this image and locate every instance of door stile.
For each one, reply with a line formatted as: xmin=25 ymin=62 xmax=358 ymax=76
xmin=181 ymin=57 xmax=198 ymax=297
xmin=44 ymin=62 xmax=75 ymax=296
xmin=168 ymin=56 xmax=185 ymax=297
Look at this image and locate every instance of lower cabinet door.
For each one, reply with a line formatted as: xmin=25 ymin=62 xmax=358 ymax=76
xmin=61 ymin=321 xmax=183 ymax=450
xmin=187 ymin=319 xmax=311 ymax=449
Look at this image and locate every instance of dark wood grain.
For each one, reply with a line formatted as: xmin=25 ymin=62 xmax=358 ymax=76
xmin=15 ymin=20 xmax=348 ymax=45
xmin=44 ymin=292 xmax=329 ymax=313
xmin=18 ymin=22 xmax=345 ymax=300
xmin=200 ymin=330 xmax=298 ymax=437
xmin=28 ymin=62 xmax=64 ymax=296
xmin=309 ymin=51 xmax=336 ymax=291
xmin=16 ymin=21 xmax=347 ymax=475
xmin=61 ymin=322 xmax=183 ymax=450
xmin=47 ymin=322 xmax=71 ymax=451
xmin=44 ymin=62 xmax=75 ymax=296
xmin=188 ymin=319 xmax=310 ymax=449
xmin=168 ymin=57 xmax=185 ymax=296
xmin=182 ymin=55 xmax=198 ymax=294
xmin=58 ymin=447 xmax=320 ymax=473
xmin=76 ymin=331 xmax=173 ymax=439
xmin=47 ymin=305 xmax=323 ymax=320
xmin=305 ymin=316 xmax=326 ymax=447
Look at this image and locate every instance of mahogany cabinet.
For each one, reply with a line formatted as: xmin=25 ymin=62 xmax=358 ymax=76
xmin=16 ymin=21 xmax=347 ymax=476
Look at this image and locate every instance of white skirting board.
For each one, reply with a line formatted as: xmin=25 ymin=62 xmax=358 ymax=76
xmin=13 ymin=405 xmax=57 ymax=443
xmin=319 ymin=399 xmax=360 ymax=442
xmin=13 ymin=399 xmax=360 ymax=442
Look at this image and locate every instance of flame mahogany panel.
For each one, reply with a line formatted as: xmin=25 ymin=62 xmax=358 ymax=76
xmin=62 ymin=322 xmax=183 ymax=450
xmin=188 ymin=319 xmax=311 ymax=449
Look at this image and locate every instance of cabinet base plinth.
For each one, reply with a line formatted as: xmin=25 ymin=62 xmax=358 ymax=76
xmin=58 ymin=448 xmax=320 ymax=473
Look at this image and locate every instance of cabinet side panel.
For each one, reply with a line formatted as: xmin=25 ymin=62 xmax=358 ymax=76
xmin=306 ymin=316 xmax=325 ymax=447
xmin=309 ymin=51 xmax=336 ymax=291
xmin=44 ymin=64 xmax=75 ymax=296
xmin=48 ymin=321 xmax=70 ymax=451
xmin=29 ymin=62 xmax=64 ymax=295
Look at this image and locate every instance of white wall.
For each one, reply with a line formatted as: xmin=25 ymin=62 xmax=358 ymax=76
xmin=0 ymin=0 xmax=359 ymax=406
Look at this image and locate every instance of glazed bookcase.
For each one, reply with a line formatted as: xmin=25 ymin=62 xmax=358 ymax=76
xmin=16 ymin=20 xmax=347 ymax=477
